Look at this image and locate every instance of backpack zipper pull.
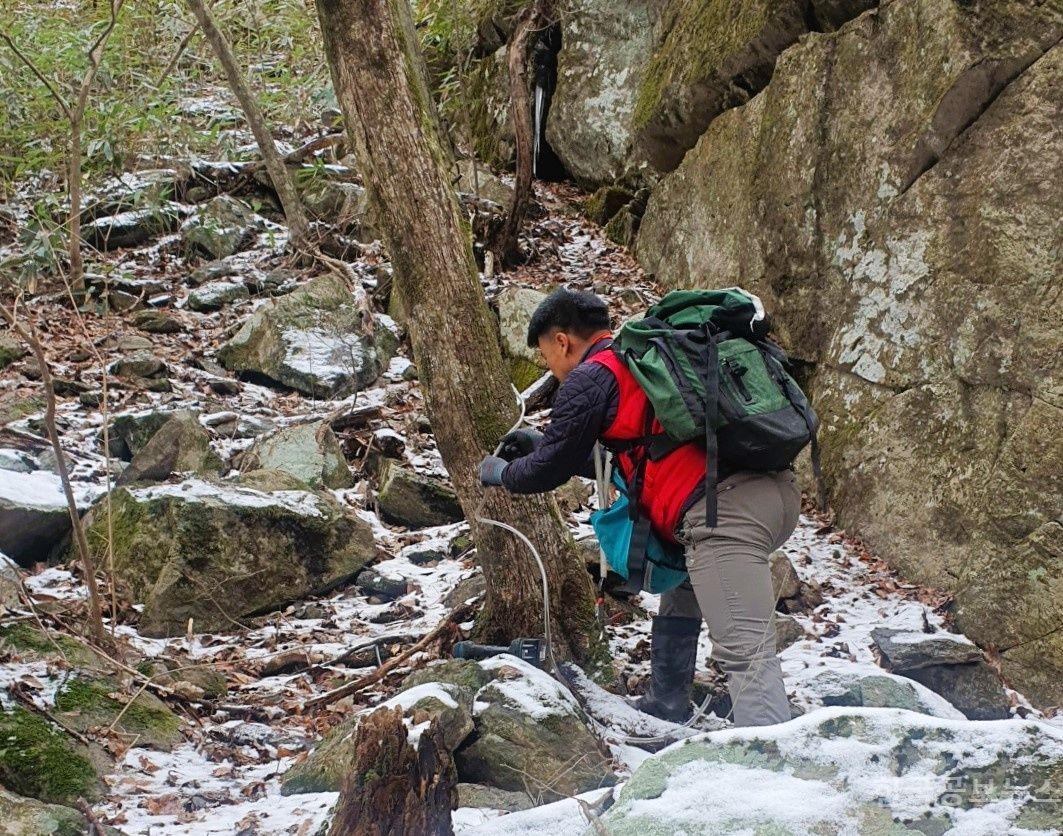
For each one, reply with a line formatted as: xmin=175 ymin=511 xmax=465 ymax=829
xmin=725 ymin=359 xmax=753 ymax=402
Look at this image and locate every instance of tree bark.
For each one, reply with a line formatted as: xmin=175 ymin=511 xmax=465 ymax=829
xmin=314 ymin=0 xmax=603 ymax=664
xmin=491 ymin=0 xmax=550 ymax=265
xmin=328 ymin=707 xmax=455 ymax=836
xmin=184 ymin=0 xmax=312 ymax=252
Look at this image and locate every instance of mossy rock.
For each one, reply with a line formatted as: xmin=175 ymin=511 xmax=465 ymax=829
xmin=0 ymin=623 xmax=110 ymax=669
xmin=632 ymin=0 xmax=812 ymax=171
xmin=456 ymin=782 xmax=534 ymax=812
xmin=151 ymin=664 xmax=229 ymax=700
xmin=0 ymin=334 xmax=27 ymax=371
xmin=243 ymin=420 xmax=354 ymax=490
xmin=282 ymin=681 xmax=475 ymax=795
xmin=82 ymin=476 xmax=376 ymax=636
xmin=0 ymin=787 xmax=102 ymax=836
xmin=376 ymin=461 xmax=463 ymax=529
xmin=601 ymin=708 xmax=1063 ymax=834
xmin=232 ymin=467 xmax=310 ymax=492
xmin=0 ymin=393 xmax=44 ymax=427
xmin=402 ymin=659 xmax=493 ymax=695
xmin=180 ymin=195 xmax=258 ymax=260
xmin=454 ymin=658 xmax=616 ymax=800
xmin=603 ymin=206 xmax=640 ymax=247
xmin=116 ymin=410 xmax=225 ymax=486
xmin=53 ymin=676 xmax=183 ymax=751
xmin=509 ymin=356 xmax=545 ymax=392
xmin=0 ymin=707 xmax=103 ymax=806
xmin=433 ymin=45 xmax=515 ymax=171
xmin=187 ymin=280 xmax=250 ymax=313
xmin=108 ymin=410 xmax=173 ymax=460
xmin=585 ymin=185 xmax=634 ymax=225
xmin=280 ymin=715 xmax=358 ymax=795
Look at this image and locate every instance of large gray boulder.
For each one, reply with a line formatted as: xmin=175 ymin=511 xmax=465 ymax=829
xmin=546 ymin=0 xmax=663 ymax=187
xmin=84 ymin=471 xmax=375 ymax=636
xmin=637 ymin=0 xmax=1063 ymax=706
xmin=242 ymin=420 xmax=353 ymax=489
xmin=454 ymin=656 xmax=617 ymax=801
xmin=218 ymin=273 xmax=393 ymax=398
xmin=599 ymin=708 xmax=1063 ymax=835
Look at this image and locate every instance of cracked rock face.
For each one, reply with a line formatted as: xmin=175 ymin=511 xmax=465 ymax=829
xmin=637 ymin=0 xmax=1063 ymax=704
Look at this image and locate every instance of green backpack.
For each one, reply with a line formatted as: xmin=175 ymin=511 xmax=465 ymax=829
xmin=613 ymin=287 xmax=821 ymax=527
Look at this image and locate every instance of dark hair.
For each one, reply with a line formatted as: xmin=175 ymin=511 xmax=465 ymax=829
xmin=526 ymin=288 xmax=611 ymax=348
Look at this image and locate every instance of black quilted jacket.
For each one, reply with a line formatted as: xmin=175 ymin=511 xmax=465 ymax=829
xmin=501 ymin=338 xmax=618 ymax=493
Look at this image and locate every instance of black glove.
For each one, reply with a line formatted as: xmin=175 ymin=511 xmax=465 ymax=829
xmin=479 ymin=455 xmax=508 ymax=487
xmin=498 ymin=428 xmax=544 ymax=461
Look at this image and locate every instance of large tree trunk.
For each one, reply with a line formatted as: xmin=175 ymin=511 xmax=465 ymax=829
xmin=315 ymin=0 xmax=602 ymax=663
xmin=328 ymin=707 xmax=455 ymax=836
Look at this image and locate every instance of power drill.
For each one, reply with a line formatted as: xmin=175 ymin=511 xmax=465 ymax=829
xmin=452 ymin=638 xmax=547 ymax=668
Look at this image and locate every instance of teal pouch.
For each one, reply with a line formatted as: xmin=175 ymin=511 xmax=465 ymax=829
xmin=590 ymin=473 xmax=688 ymax=594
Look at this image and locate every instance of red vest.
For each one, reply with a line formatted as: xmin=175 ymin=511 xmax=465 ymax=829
xmin=588 ymin=350 xmax=706 ymax=543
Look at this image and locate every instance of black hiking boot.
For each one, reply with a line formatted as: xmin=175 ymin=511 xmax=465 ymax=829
xmin=631 ymin=615 xmax=701 ymax=723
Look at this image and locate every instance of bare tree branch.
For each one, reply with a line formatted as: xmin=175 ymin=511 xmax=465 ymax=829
xmin=303 ymin=603 xmax=474 ymax=711
xmin=64 ymin=0 xmax=126 ymax=293
xmin=0 ymin=302 xmax=109 ymax=648
xmin=183 ymin=0 xmax=312 ymax=252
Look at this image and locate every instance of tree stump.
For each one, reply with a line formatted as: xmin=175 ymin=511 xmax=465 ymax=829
xmin=327 ymin=706 xmax=455 ymax=836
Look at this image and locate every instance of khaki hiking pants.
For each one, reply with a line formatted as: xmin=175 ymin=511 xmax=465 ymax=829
xmin=660 ymin=470 xmax=801 ymax=726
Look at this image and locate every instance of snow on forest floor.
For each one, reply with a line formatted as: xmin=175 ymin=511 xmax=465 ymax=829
xmin=12 ymin=505 xmax=1059 ymax=835
xmin=2 ymin=182 xmax=1060 ymax=835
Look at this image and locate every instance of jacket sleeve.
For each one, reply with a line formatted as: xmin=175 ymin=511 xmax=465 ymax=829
xmin=501 ymin=362 xmax=618 ymax=494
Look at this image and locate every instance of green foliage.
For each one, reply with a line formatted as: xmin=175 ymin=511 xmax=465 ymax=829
xmin=0 ymin=0 xmax=331 ymax=194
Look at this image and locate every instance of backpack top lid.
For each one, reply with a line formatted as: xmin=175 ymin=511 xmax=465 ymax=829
xmin=644 ymin=287 xmax=768 ymax=339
